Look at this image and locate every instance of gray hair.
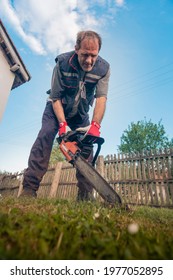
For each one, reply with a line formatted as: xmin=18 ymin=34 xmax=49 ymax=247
xmin=75 ymin=31 xmax=102 ymax=51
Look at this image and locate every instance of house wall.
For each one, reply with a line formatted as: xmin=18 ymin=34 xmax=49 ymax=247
xmin=0 ymin=50 xmax=15 ymax=121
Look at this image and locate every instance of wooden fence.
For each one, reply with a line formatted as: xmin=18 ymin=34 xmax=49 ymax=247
xmin=103 ymin=148 xmax=173 ymax=207
xmin=0 ymin=149 xmax=173 ymax=207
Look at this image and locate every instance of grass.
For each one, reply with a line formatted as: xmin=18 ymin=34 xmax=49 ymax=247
xmin=0 ymin=197 xmax=173 ymax=260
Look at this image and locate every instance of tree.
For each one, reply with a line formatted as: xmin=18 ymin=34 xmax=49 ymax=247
xmin=118 ymin=119 xmax=172 ymax=153
xmin=49 ymin=141 xmax=65 ymax=165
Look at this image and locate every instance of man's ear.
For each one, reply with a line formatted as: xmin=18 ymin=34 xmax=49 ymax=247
xmin=75 ymin=45 xmax=78 ymax=53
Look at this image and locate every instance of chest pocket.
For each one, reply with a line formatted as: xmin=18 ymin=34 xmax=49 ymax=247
xmin=61 ymin=72 xmax=78 ymax=89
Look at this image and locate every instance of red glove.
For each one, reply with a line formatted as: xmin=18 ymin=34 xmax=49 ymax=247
xmin=87 ymin=121 xmax=101 ymax=137
xmin=59 ymin=121 xmax=69 ymax=136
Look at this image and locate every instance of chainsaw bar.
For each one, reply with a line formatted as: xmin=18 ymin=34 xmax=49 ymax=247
xmin=73 ymin=155 xmax=122 ymax=205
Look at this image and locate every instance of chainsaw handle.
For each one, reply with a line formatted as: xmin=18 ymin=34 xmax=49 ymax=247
xmin=57 ymin=130 xmax=83 ymax=144
xmin=92 ymin=142 xmax=102 ymax=166
xmin=57 ymin=130 xmax=105 ymax=165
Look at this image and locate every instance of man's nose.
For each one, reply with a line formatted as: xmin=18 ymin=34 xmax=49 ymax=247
xmin=85 ymin=55 xmax=92 ymax=64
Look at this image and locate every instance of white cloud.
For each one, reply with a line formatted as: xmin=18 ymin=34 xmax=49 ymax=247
xmin=0 ymin=0 xmax=45 ymax=54
xmin=0 ymin=0 xmax=124 ymax=55
xmin=115 ymin=0 xmax=125 ymax=7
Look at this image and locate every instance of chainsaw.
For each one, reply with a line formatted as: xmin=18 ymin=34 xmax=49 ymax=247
xmin=57 ymin=131 xmax=122 ymax=205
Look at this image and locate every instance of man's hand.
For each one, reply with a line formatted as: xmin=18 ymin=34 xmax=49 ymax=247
xmin=58 ymin=121 xmax=71 ymax=136
xmin=76 ymin=121 xmax=101 ymax=137
xmin=87 ymin=121 xmax=100 ymax=136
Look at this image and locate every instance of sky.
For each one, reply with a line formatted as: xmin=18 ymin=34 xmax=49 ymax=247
xmin=0 ymin=0 xmax=173 ymax=173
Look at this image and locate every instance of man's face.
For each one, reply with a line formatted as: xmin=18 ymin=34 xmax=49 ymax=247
xmin=75 ymin=38 xmax=99 ymax=72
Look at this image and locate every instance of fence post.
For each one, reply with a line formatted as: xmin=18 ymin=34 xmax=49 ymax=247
xmin=49 ymin=161 xmax=63 ymax=198
xmin=17 ymin=174 xmax=24 ymax=197
xmin=96 ymin=155 xmax=105 ymax=177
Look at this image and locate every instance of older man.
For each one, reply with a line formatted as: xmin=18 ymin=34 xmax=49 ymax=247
xmin=21 ymin=30 xmax=110 ymax=200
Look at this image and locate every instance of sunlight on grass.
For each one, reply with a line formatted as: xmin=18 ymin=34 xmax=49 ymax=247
xmin=0 ymin=198 xmax=173 ymax=260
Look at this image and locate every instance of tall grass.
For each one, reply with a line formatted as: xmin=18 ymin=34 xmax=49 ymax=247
xmin=0 ymin=197 xmax=173 ymax=260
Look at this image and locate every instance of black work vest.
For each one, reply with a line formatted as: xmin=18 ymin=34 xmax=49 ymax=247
xmin=55 ymin=51 xmax=109 ymax=120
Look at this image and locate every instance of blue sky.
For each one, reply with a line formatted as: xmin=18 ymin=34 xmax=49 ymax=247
xmin=0 ymin=0 xmax=173 ymax=173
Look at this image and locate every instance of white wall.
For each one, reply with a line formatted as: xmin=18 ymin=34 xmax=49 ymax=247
xmin=0 ymin=50 xmax=15 ymax=121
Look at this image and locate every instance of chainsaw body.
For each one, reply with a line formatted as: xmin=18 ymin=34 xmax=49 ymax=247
xmin=57 ymin=131 xmax=104 ymax=165
xmin=57 ymin=131 xmax=122 ymax=205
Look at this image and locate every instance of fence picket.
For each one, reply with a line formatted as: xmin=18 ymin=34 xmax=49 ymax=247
xmin=1 ymin=149 xmax=173 ymax=207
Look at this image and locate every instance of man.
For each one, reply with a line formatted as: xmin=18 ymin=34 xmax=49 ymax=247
xmin=20 ymin=30 xmax=110 ymax=200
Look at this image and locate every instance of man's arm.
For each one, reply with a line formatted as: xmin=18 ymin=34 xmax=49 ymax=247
xmin=52 ymin=100 xmax=66 ymax=123
xmin=92 ymin=96 xmax=107 ymax=124
xmin=50 ymin=62 xmax=65 ymax=123
xmin=50 ymin=63 xmax=69 ymax=135
xmin=52 ymin=99 xmax=70 ymax=135
xmin=92 ymin=66 xmax=110 ymax=124
xmin=85 ymin=67 xmax=110 ymax=136
xmin=50 ymin=62 xmax=66 ymax=123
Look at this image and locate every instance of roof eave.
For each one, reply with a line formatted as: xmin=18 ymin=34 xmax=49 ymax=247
xmin=0 ymin=19 xmax=31 ymax=89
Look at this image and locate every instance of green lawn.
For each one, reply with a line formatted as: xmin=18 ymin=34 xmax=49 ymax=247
xmin=0 ymin=197 xmax=173 ymax=260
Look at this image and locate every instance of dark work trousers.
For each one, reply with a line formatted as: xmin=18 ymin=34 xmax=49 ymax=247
xmin=23 ymin=101 xmax=93 ymax=194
